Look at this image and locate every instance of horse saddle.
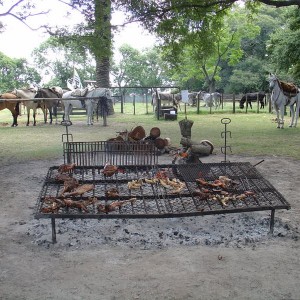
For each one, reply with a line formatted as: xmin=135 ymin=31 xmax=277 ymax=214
xmin=279 ymin=80 xmax=298 ymax=96
xmin=70 ymin=87 xmax=89 ymax=97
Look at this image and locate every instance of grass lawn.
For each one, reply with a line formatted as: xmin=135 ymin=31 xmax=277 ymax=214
xmin=0 ymin=102 xmax=299 ymax=164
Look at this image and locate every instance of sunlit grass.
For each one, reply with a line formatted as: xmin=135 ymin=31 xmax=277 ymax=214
xmin=0 ymin=102 xmax=299 ymax=166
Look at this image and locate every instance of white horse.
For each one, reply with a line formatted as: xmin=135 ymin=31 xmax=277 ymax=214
xmin=11 ymin=88 xmax=45 ymax=126
xmin=197 ymin=91 xmax=221 ymax=109
xmin=268 ymin=73 xmax=300 ymax=129
xmin=62 ymin=87 xmax=112 ymax=125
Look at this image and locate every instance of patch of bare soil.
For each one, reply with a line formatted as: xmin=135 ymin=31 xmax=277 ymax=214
xmin=0 ymin=154 xmax=299 ymax=300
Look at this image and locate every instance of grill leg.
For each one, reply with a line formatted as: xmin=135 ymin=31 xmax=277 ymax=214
xmin=269 ymin=209 xmax=275 ymax=235
xmin=51 ymin=218 xmax=57 ymax=243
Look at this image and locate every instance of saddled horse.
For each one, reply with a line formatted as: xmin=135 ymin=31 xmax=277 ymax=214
xmin=35 ymin=87 xmax=63 ymax=124
xmin=11 ymin=88 xmax=46 ymax=126
xmin=239 ymin=92 xmax=266 ymax=109
xmin=0 ymin=92 xmax=20 ymax=126
xmin=152 ymin=91 xmax=181 ymax=111
xmin=62 ymin=87 xmax=112 ymax=125
xmin=268 ymin=73 xmax=300 ymax=128
xmin=197 ymin=91 xmax=222 ymax=109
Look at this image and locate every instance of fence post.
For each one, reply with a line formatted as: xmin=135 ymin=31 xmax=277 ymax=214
xmin=133 ymin=94 xmax=136 ymax=115
xmin=233 ymin=94 xmax=236 ymax=113
xmin=121 ymin=90 xmax=125 ymax=113
xmin=145 ymin=94 xmax=149 ymax=114
xmin=257 ymin=93 xmax=259 ymax=113
xmin=197 ymin=94 xmax=200 ymax=114
xmin=245 ymin=94 xmax=248 ymax=113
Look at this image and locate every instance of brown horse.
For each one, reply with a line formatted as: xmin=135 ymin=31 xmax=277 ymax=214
xmin=35 ymin=87 xmax=63 ymax=124
xmin=0 ymin=92 xmax=20 ymax=127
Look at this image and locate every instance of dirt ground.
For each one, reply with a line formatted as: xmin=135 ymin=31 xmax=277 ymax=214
xmin=0 ymin=153 xmax=299 ymax=300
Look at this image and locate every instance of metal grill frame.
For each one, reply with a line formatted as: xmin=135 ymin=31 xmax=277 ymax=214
xmin=63 ymin=140 xmax=158 ymax=166
xmin=34 ymin=163 xmax=291 ymax=243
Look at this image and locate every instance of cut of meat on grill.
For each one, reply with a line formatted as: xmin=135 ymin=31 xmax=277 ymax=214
xmin=102 ymin=164 xmax=118 ymax=177
xmin=55 ymin=174 xmax=73 ymax=182
xmin=64 ymin=184 xmax=95 ymax=196
xmin=97 ymin=198 xmax=137 ymax=213
xmin=105 ymin=188 xmax=119 ymax=198
xmin=40 ymin=201 xmax=61 ymax=213
xmin=62 ymin=197 xmax=97 ymax=213
xmin=58 ymin=163 xmax=76 ymax=173
xmin=193 ymin=175 xmax=256 ymax=206
xmin=196 ymin=176 xmax=237 ymax=189
xmin=60 ymin=177 xmax=79 ymax=196
xmin=128 ymin=179 xmax=143 ymax=189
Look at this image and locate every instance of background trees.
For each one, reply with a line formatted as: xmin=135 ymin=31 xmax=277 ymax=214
xmin=0 ymin=0 xmax=300 ymax=93
xmin=0 ymin=52 xmax=41 ymax=91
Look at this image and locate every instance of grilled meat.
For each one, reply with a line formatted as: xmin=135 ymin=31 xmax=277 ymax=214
xmin=55 ymin=173 xmax=72 ymax=182
xmin=58 ymin=163 xmax=76 ymax=173
xmin=105 ymin=188 xmax=119 ymax=198
xmin=102 ymin=164 xmax=118 ymax=177
xmin=60 ymin=177 xmax=79 ymax=196
xmin=64 ymin=184 xmax=95 ymax=197
xmin=97 ymin=198 xmax=136 ymax=213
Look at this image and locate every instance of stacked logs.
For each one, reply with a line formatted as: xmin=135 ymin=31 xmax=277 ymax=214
xmin=107 ymin=126 xmax=172 ymax=154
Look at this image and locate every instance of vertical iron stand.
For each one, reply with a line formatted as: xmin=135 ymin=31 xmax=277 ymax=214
xmin=61 ymin=120 xmax=73 ymax=164
xmin=61 ymin=120 xmax=73 ymax=143
xmin=221 ymin=118 xmax=232 ymax=162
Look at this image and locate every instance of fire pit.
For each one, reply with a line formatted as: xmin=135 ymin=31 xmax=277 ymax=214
xmin=34 ymin=162 xmax=290 ymax=243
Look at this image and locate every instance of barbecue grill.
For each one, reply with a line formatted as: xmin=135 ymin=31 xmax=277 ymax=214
xmin=35 ymin=162 xmax=290 ymax=243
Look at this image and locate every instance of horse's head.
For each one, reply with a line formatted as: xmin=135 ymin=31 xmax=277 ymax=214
xmin=268 ymin=73 xmax=277 ymax=91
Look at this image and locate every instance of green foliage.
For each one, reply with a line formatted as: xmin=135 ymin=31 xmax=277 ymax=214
xmin=32 ymin=37 xmax=96 ymax=87
xmin=267 ymin=8 xmax=300 ymax=80
xmin=0 ymin=52 xmax=41 ymax=92
xmin=111 ymin=45 xmax=171 ymax=92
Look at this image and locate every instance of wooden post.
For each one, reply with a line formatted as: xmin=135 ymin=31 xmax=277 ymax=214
xmin=268 ymin=93 xmax=272 ymax=113
xmin=145 ymin=94 xmax=149 ymax=114
xmin=233 ymin=94 xmax=236 ymax=113
xmin=197 ymin=94 xmax=200 ymax=114
xmin=121 ymin=90 xmax=125 ymax=113
xmin=257 ymin=93 xmax=259 ymax=113
xmin=245 ymin=94 xmax=248 ymax=113
xmin=133 ymin=94 xmax=136 ymax=115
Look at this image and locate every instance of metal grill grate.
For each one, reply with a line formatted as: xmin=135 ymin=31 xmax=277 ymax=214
xmin=34 ymin=163 xmax=291 ymax=243
xmin=35 ymin=163 xmax=290 ymax=219
xmin=63 ymin=141 xmax=158 ymax=166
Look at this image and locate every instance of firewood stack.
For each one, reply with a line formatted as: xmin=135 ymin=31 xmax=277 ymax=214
xmin=107 ymin=126 xmax=173 ymax=154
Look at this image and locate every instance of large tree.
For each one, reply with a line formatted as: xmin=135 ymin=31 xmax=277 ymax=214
xmin=1 ymin=0 xmax=300 ymax=89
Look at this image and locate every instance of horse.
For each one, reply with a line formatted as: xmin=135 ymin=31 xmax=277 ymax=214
xmin=62 ymin=87 xmax=112 ymax=125
xmin=11 ymin=88 xmax=46 ymax=126
xmin=0 ymin=92 xmax=20 ymax=126
xmin=239 ymin=92 xmax=266 ymax=109
xmin=197 ymin=91 xmax=222 ymax=109
xmin=151 ymin=91 xmax=181 ymax=111
xmin=268 ymin=73 xmax=300 ymax=128
xmin=35 ymin=87 xmax=63 ymax=124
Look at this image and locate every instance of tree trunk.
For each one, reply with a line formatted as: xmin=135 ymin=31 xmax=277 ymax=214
xmin=93 ymin=0 xmax=114 ymax=114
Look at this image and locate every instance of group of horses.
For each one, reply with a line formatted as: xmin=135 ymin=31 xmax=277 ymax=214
xmin=1 ymin=75 xmax=299 ymax=128
xmin=0 ymin=86 xmax=112 ymax=126
xmin=151 ymin=90 xmax=222 ymax=110
xmin=152 ymin=90 xmax=262 ymax=111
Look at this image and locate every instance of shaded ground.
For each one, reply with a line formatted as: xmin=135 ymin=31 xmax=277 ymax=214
xmin=0 ymin=153 xmax=299 ymax=300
